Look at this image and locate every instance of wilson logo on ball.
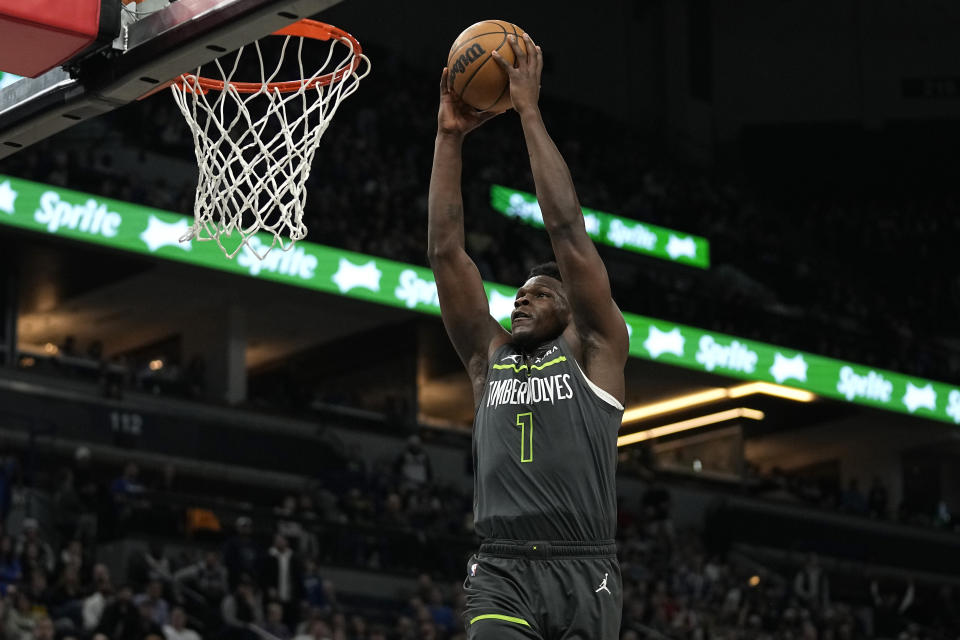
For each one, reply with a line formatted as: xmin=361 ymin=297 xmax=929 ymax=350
xmin=449 ymin=43 xmax=486 ymax=83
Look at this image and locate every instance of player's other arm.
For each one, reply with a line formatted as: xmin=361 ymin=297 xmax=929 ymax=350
xmin=428 ymin=68 xmax=509 ymax=402
xmin=493 ymin=36 xmax=628 ymax=398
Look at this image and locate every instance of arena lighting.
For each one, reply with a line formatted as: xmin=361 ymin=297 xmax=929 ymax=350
xmin=727 ymin=381 xmax=816 ymax=403
xmin=621 ymin=388 xmax=729 ymax=423
xmin=621 ymin=382 xmax=814 ymax=425
xmin=617 ymin=408 xmax=765 ymax=447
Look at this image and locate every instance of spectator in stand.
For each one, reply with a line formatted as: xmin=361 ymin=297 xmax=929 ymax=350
xmin=261 ymin=601 xmax=292 ymax=640
xmin=184 ymin=355 xmax=207 ymax=400
xmin=163 ymin=607 xmax=201 ymax=640
xmin=868 ymin=476 xmax=889 ymax=519
xmin=135 ymin=599 xmax=166 ymax=640
xmin=15 ymin=519 xmax=55 ymax=578
xmin=261 ymin=534 xmax=303 ymax=626
xmin=135 ymin=579 xmax=171 ymax=627
xmin=82 ymin=563 xmax=113 ymax=632
xmin=27 ymin=571 xmax=52 ymax=610
xmin=128 ymin=542 xmax=172 ymax=589
xmin=842 ymin=478 xmax=868 ymax=515
xmin=96 ymin=584 xmax=159 ymax=640
xmin=935 ymin=499 xmax=952 ymax=528
xmin=341 ymin=488 xmax=375 ymax=528
xmin=426 ymin=586 xmax=454 ymax=635
xmin=70 ymin=447 xmax=100 ymax=544
xmin=111 ymin=462 xmax=146 ymax=532
xmin=0 ymin=455 xmax=15 ymax=524
xmin=223 ymin=517 xmax=259 ymax=590
xmin=392 ymin=436 xmax=432 ymax=489
xmin=57 ymin=540 xmax=87 ymax=585
xmin=367 ymin=625 xmax=388 ymax=640
xmin=111 ymin=462 xmax=145 ymax=497
xmin=275 ymin=495 xmax=310 ymax=555
xmin=292 ymin=619 xmax=333 ymax=640
xmin=347 ymin=614 xmax=368 ymax=640
xmin=871 ymin=578 xmax=915 ymax=638
xmin=641 ymin=482 xmax=675 ymax=544
xmin=381 ymin=492 xmax=410 ymax=528
xmin=33 ymin=615 xmax=55 ymax=640
xmin=5 ymin=590 xmax=36 ymax=640
xmin=793 ymin=553 xmax=830 ymax=611
xmin=220 ymin=575 xmax=264 ymax=640
xmin=53 ymin=470 xmax=84 ymax=543
xmin=20 ymin=541 xmax=50 ymax=585
xmin=48 ymin=564 xmax=84 ymax=629
xmin=173 ymin=551 xmax=228 ymax=607
xmin=301 ymin=559 xmax=327 ymax=611
xmin=0 ymin=535 xmax=23 ymax=592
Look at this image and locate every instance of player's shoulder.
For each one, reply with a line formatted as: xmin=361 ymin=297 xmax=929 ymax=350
xmin=487 ymin=332 xmax=513 ymax=360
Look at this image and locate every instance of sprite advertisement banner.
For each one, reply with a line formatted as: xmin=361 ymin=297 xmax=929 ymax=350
xmin=490 ymin=185 xmax=711 ymax=269
xmin=1 ymin=174 xmax=957 ymax=425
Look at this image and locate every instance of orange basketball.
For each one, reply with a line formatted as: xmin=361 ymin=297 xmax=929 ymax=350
xmin=447 ymin=20 xmax=527 ymax=112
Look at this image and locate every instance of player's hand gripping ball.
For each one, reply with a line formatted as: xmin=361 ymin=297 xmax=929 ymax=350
xmin=447 ymin=20 xmax=528 ymax=112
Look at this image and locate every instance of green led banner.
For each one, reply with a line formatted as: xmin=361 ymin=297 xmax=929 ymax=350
xmin=0 ymin=174 xmax=519 ymax=319
xmin=623 ymin=317 xmax=960 ymax=425
xmin=490 ymin=185 xmax=711 ymax=269
xmin=1 ymin=174 xmax=957 ymax=425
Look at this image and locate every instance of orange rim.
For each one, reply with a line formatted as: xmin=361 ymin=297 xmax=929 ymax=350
xmin=174 ymin=20 xmax=363 ymax=94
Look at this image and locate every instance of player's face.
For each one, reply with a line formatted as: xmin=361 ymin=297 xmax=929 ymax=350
xmin=510 ymin=276 xmax=569 ymax=348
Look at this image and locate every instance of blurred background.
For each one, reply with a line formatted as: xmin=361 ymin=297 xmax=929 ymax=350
xmin=0 ymin=0 xmax=959 ymax=638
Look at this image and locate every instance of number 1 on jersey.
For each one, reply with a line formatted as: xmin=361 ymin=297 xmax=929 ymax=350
xmin=515 ymin=412 xmax=533 ymax=463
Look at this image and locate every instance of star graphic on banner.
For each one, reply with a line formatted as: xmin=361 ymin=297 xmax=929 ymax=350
xmin=770 ymin=352 xmax=808 ymax=383
xmin=140 ymin=215 xmax=192 ymax=252
xmin=947 ymin=390 xmax=960 ymax=424
xmin=643 ymin=326 xmax=685 ymax=359
xmin=0 ymin=180 xmax=18 ymax=214
xmin=331 ymin=258 xmax=381 ymax=293
xmin=666 ymin=234 xmax=697 ymax=260
xmin=902 ymin=382 xmax=937 ymax=413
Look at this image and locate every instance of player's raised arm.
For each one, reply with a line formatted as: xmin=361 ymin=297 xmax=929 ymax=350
xmin=428 ymin=68 xmax=509 ymax=401
xmin=492 ymin=36 xmax=628 ymax=395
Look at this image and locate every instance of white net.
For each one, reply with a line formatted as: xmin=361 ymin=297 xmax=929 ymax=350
xmin=171 ymin=23 xmax=370 ymax=259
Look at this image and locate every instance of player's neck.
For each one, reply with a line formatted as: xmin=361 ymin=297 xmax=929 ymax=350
xmin=513 ymin=336 xmax=558 ymax=357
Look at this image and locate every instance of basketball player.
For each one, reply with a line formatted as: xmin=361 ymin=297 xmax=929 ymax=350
xmin=428 ymin=33 xmax=627 ymax=639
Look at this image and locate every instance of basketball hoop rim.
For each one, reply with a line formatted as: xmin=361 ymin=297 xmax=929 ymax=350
xmin=174 ymin=19 xmax=364 ymax=94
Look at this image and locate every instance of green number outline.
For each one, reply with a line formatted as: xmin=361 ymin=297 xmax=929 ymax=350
xmin=515 ymin=412 xmax=533 ymax=463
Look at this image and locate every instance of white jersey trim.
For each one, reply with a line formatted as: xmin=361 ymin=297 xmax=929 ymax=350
xmin=572 ymin=358 xmax=624 ymax=411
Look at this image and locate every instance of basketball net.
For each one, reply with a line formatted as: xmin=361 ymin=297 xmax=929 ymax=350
xmin=171 ymin=21 xmax=370 ymax=260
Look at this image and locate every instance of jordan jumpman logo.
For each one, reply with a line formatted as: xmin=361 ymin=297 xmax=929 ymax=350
xmin=595 ymin=573 xmax=611 ymax=594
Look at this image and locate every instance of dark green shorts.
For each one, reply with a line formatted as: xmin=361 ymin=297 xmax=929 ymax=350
xmin=463 ymin=540 xmax=621 ymax=640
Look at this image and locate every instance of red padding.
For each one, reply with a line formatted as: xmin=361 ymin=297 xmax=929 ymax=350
xmin=0 ymin=0 xmax=102 ymax=77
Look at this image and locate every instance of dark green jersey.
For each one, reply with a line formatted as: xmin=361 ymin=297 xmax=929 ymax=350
xmin=472 ymin=336 xmax=623 ymax=542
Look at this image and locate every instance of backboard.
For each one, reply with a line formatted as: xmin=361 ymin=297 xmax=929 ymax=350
xmin=0 ymin=0 xmax=345 ymax=160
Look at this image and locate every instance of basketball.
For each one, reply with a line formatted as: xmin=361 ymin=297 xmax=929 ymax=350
xmin=447 ymin=20 xmax=528 ymax=112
